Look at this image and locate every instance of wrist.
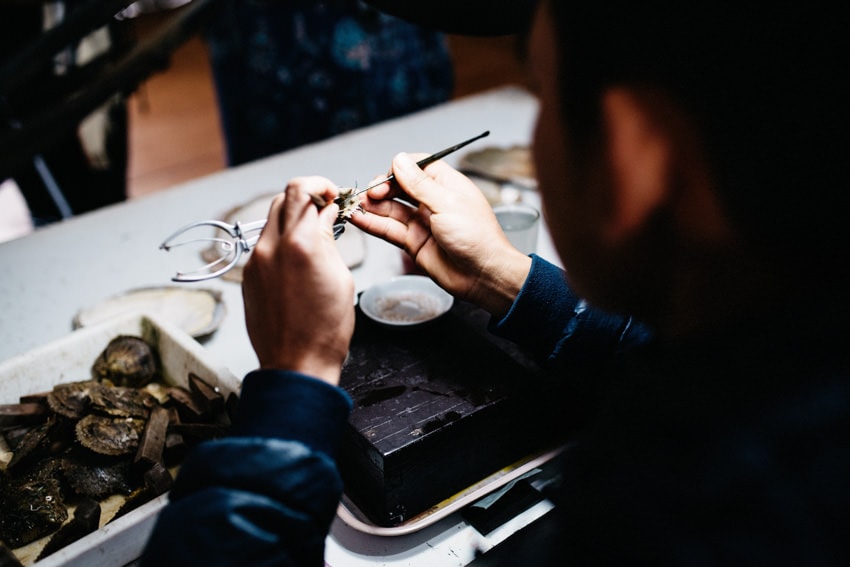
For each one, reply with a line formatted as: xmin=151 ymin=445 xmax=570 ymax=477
xmin=471 ymin=251 xmax=532 ymax=318
xmin=259 ymin=345 xmax=348 ymax=387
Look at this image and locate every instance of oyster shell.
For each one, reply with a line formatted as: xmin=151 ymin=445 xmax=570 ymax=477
xmin=1 ymin=324 xmax=238 ymax=557
xmin=89 ymin=385 xmax=158 ymax=418
xmin=458 ymin=145 xmax=537 ymax=190
xmin=36 ymin=497 xmax=101 ymax=561
xmin=334 ymin=187 xmax=363 ymax=219
xmin=47 ymin=380 xmax=103 ymax=419
xmin=75 ymin=415 xmax=145 ymax=456
xmin=4 ymin=418 xmax=71 ymax=472
xmin=91 ymin=336 xmax=159 ymax=388
xmin=61 ymin=456 xmax=135 ymax=499
xmin=73 ymin=287 xmax=226 ymax=339
xmin=0 ymin=474 xmax=67 ymax=548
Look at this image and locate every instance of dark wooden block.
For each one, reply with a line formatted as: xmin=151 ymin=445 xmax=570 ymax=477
xmin=0 ymin=402 xmax=47 ymax=427
xmin=338 ymin=300 xmax=561 ymax=527
xmin=134 ymin=405 xmax=169 ymax=470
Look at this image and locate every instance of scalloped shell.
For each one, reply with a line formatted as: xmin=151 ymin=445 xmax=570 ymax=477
xmin=73 ymin=287 xmax=225 ymax=339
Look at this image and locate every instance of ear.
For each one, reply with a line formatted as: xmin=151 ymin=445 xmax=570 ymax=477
xmin=600 ymin=87 xmax=673 ymax=243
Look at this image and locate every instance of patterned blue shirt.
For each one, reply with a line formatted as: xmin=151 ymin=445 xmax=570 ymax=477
xmin=204 ymin=0 xmax=454 ymax=165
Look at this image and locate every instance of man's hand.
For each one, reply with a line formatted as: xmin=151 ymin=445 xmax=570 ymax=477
xmin=242 ymin=177 xmax=355 ymax=385
xmin=351 ymin=153 xmax=531 ymax=318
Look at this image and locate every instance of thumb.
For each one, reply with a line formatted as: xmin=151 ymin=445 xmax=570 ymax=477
xmin=318 ymin=201 xmax=341 ymax=238
xmin=392 ymin=152 xmax=444 ymax=211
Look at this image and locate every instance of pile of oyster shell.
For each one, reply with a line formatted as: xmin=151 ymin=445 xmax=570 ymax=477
xmin=0 ymin=335 xmax=235 ymax=564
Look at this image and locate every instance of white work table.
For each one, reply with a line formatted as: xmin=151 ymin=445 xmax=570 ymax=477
xmin=0 ymin=86 xmax=561 ymax=565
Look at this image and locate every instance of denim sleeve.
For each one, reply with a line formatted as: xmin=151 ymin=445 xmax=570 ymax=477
xmin=489 ymin=254 xmax=653 ymax=369
xmin=140 ymin=371 xmax=352 ymax=567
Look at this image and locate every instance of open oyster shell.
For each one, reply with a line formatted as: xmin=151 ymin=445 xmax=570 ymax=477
xmin=75 ymin=415 xmax=146 ymax=456
xmin=89 ymin=385 xmax=158 ymax=418
xmin=0 ymin=475 xmax=67 ymax=548
xmin=61 ymin=457 xmax=135 ymax=500
xmin=458 ymin=145 xmax=537 ymax=190
xmin=73 ymin=286 xmax=226 ymax=339
xmin=47 ymin=380 xmax=101 ymax=420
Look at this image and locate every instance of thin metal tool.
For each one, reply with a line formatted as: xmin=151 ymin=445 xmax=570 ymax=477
xmin=355 ymin=130 xmax=489 ymax=195
xmin=159 ymin=131 xmax=490 ymax=282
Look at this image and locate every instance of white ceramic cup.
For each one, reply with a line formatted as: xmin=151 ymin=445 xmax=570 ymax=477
xmin=493 ymin=203 xmax=540 ymax=255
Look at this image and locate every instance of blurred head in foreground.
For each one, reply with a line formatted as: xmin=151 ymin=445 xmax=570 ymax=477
xmin=529 ymin=1 xmax=849 ymax=333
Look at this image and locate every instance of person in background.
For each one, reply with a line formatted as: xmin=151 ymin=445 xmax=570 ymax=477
xmin=142 ymin=0 xmax=850 ymax=565
xmin=203 ymin=0 xmax=454 ymax=166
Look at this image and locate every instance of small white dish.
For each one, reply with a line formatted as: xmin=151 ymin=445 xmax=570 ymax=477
xmin=359 ymin=276 xmax=453 ymax=327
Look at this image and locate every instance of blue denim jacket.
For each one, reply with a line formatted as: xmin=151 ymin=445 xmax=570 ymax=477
xmin=140 ymin=371 xmax=352 ymax=566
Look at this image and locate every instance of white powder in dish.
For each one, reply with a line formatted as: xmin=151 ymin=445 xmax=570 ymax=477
xmin=373 ymin=291 xmax=444 ymax=323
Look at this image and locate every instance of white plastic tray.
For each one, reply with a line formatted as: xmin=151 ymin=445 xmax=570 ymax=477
xmin=0 ymin=311 xmax=240 ymax=566
xmin=336 ymin=446 xmax=564 ymax=537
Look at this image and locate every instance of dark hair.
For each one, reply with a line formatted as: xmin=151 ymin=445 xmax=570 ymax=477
xmin=548 ymin=3 xmax=850 ymax=260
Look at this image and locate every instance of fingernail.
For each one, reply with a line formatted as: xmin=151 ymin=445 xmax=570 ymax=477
xmin=395 ymin=152 xmax=414 ymax=169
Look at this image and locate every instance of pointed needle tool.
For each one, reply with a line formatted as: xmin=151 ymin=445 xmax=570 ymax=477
xmin=355 ymin=130 xmax=490 ymax=195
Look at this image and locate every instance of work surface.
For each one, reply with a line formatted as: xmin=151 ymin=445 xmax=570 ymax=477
xmin=0 ymin=86 xmax=564 ymax=565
